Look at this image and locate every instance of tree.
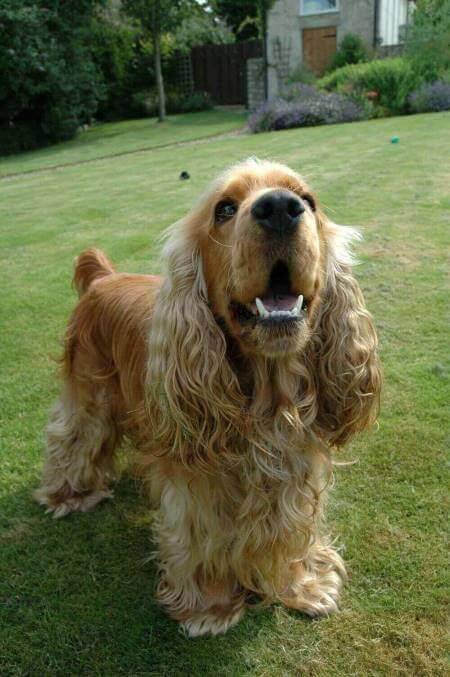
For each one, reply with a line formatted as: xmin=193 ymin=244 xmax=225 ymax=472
xmin=405 ymin=0 xmax=450 ymax=80
xmin=212 ymin=1 xmax=260 ymax=40
xmin=122 ymin=0 xmax=192 ymax=122
xmin=0 ymin=0 xmax=105 ymax=154
xmin=172 ymin=12 xmax=234 ymax=53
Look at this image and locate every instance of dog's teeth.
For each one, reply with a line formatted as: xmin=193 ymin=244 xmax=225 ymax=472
xmin=295 ymin=294 xmax=304 ymax=313
xmin=256 ymin=298 xmax=304 ymax=320
xmin=255 ymin=297 xmax=267 ymax=317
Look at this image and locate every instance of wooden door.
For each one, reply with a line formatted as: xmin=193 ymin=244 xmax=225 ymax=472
xmin=302 ymin=27 xmax=337 ymax=75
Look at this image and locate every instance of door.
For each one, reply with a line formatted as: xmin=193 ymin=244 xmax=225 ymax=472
xmin=302 ymin=27 xmax=337 ymax=75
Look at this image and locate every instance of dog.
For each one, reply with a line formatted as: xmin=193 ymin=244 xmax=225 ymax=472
xmin=35 ymin=158 xmax=381 ymax=637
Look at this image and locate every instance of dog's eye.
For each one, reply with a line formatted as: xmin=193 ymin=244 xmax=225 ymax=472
xmin=215 ymin=200 xmax=237 ymax=223
xmin=302 ymin=193 xmax=316 ymax=211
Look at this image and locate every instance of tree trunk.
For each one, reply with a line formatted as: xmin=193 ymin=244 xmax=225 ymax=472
xmin=152 ymin=2 xmax=166 ymax=122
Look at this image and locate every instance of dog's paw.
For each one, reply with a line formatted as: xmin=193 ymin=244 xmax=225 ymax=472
xmin=180 ymin=604 xmax=245 ymax=637
xmin=34 ymin=487 xmax=113 ymax=518
xmin=283 ymin=568 xmax=342 ymax=617
xmin=281 ymin=545 xmax=346 ymax=618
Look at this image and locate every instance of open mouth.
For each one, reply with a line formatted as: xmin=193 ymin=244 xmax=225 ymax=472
xmin=230 ymin=261 xmax=308 ymax=326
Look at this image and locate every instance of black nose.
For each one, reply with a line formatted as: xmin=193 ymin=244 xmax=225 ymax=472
xmin=251 ymin=190 xmax=305 ymax=235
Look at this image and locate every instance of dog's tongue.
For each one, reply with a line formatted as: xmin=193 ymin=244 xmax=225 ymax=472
xmin=259 ymin=293 xmax=298 ymax=311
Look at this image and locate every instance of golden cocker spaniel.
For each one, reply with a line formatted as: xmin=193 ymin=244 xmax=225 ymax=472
xmin=36 ymin=159 xmax=381 ymax=637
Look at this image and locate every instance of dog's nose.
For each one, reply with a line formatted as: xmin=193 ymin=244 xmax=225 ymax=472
xmin=251 ymin=190 xmax=305 ymax=235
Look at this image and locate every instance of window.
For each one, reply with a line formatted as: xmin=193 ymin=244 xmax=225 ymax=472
xmin=300 ymin=0 xmax=339 ymax=16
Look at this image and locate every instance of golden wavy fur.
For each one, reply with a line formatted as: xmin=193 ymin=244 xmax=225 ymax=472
xmin=35 ymin=159 xmax=381 ymax=637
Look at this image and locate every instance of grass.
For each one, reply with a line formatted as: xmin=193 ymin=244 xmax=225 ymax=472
xmin=1 ymin=110 xmax=449 ymax=676
xmin=0 ymin=109 xmax=246 ymax=178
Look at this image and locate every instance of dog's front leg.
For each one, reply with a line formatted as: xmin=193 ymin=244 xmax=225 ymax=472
xmin=279 ymin=538 xmax=346 ymax=617
xmin=152 ymin=477 xmax=246 ymax=637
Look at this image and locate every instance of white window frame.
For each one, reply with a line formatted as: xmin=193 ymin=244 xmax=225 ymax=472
xmin=300 ymin=0 xmax=339 ymax=16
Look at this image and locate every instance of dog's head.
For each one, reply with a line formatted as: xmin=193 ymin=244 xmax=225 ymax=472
xmin=199 ymin=160 xmax=326 ymax=357
xmin=147 ymin=159 xmax=381 ymax=461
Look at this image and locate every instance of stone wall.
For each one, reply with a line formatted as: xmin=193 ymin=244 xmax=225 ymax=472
xmin=339 ymin=0 xmax=375 ymax=48
xmin=247 ymin=57 xmax=265 ymax=112
xmin=267 ymin=0 xmax=302 ymax=99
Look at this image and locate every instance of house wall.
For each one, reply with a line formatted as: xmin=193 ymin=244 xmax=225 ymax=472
xmin=267 ymin=0 xmax=376 ymax=97
xmin=340 ymin=0 xmax=375 ymax=46
xmin=267 ymin=0 xmax=303 ymax=98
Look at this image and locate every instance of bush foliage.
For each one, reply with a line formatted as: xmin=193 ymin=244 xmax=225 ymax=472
xmin=131 ymin=89 xmax=213 ymax=117
xmin=90 ymin=18 xmax=139 ymax=121
xmin=248 ymin=85 xmax=365 ymax=133
xmin=287 ymin=63 xmax=317 ymax=85
xmin=318 ymin=58 xmax=421 ymax=115
xmin=0 ymin=0 xmax=220 ymax=155
xmin=408 ymin=80 xmax=450 ymax=112
xmin=0 ymin=0 xmax=105 ymax=154
xmin=328 ymin=33 xmax=369 ymax=72
xmin=405 ymin=0 xmax=450 ymax=81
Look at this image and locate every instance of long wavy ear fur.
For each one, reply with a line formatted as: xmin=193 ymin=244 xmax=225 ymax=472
xmin=145 ymin=222 xmax=243 ymax=467
xmin=311 ymin=219 xmax=382 ymax=446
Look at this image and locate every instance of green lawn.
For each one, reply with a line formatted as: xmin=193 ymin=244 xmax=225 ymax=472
xmin=0 ymin=109 xmax=246 ymax=178
xmin=1 ymin=111 xmax=449 ymax=676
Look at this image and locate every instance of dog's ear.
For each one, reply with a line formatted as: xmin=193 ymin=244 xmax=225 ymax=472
xmin=145 ymin=222 xmax=242 ymax=466
xmin=310 ymin=220 xmax=382 ymax=446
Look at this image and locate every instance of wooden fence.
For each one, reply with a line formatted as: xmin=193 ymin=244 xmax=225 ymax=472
xmin=191 ymin=41 xmax=263 ymax=106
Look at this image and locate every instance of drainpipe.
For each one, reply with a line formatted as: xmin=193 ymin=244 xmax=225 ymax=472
xmin=264 ymin=26 xmax=269 ymax=100
xmin=261 ymin=2 xmax=269 ymax=101
xmin=373 ymin=0 xmax=379 ymax=50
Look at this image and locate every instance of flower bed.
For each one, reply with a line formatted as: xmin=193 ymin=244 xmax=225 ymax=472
xmin=248 ymin=85 xmax=365 ymax=134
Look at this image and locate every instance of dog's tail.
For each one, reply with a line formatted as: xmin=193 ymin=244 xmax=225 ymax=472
xmin=73 ymin=248 xmax=115 ymax=296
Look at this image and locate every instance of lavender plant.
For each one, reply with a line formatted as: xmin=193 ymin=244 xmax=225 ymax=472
xmin=248 ymin=85 xmax=365 ymax=133
xmin=408 ymin=80 xmax=450 ymax=113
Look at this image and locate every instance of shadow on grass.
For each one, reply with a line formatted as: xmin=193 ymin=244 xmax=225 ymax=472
xmin=0 ymin=475 xmax=280 ymax=675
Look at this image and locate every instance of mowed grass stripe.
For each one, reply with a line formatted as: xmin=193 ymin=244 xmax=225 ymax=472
xmin=0 ymin=109 xmax=247 ymax=179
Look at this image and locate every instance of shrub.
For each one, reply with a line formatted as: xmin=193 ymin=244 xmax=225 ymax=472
xmin=90 ymin=19 xmax=139 ymax=121
xmin=248 ymin=85 xmax=366 ymax=133
xmin=287 ymin=64 xmax=316 ymax=85
xmin=328 ymin=33 xmax=369 ymax=72
xmin=280 ymin=83 xmax=318 ymax=102
xmin=178 ymin=91 xmax=213 ymax=113
xmin=0 ymin=1 xmax=105 ymax=155
xmin=131 ymin=89 xmax=213 ymax=118
xmin=0 ymin=122 xmax=44 ymax=155
xmin=318 ymin=58 xmax=421 ymax=115
xmin=408 ymin=80 xmax=450 ymax=113
xmin=405 ymin=0 xmax=450 ymax=82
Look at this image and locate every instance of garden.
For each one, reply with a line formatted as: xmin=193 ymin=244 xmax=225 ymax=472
xmin=2 ymin=1 xmax=449 ymax=155
xmin=0 ymin=0 xmax=232 ymax=155
xmin=1 ymin=107 xmax=449 ymax=676
xmin=249 ymin=2 xmax=450 ymax=132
